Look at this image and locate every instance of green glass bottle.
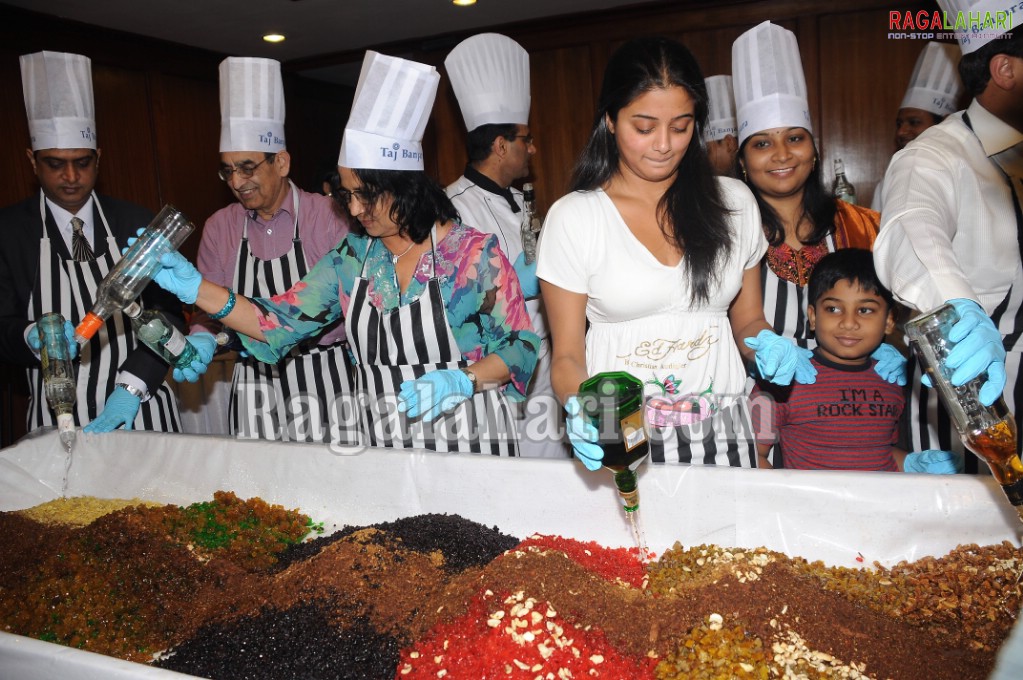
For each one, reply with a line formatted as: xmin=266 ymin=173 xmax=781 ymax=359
xmin=577 ymin=371 xmax=649 ymax=512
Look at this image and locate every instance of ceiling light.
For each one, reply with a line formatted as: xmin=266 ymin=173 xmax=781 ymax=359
xmin=452 ymin=0 xmax=476 ymax=6
xmin=263 ymin=33 xmax=286 ymax=43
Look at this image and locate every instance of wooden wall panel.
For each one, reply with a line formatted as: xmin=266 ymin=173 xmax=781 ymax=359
xmin=148 ymin=72 xmax=230 ymax=262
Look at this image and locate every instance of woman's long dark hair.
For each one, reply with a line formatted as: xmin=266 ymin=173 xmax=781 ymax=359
xmin=571 ymin=36 xmax=732 ymax=306
xmin=737 ymin=135 xmax=837 ymax=247
xmin=337 ymin=168 xmax=459 ymax=243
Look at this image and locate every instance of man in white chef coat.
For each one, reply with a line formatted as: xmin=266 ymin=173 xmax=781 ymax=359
xmin=444 ymin=33 xmax=569 ymax=459
xmin=873 ymin=0 xmax=1023 ymax=471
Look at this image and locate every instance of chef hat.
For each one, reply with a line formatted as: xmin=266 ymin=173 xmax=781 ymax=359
xmin=936 ymin=0 xmax=1016 ymax=54
xmin=445 ymin=33 xmax=530 ymax=131
xmin=338 ymin=51 xmax=440 ymax=172
xmin=900 ymin=42 xmax=963 ymax=117
xmin=219 ymin=57 xmax=286 ymax=153
xmin=704 ymin=75 xmax=736 ymax=142
xmin=731 ymin=21 xmax=811 ymax=146
xmin=20 ymin=51 xmax=96 ymax=151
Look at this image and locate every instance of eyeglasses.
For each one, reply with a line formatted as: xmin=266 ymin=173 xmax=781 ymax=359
xmin=334 ymin=187 xmax=377 ymax=207
xmin=511 ymin=134 xmax=534 ymax=145
xmin=218 ymin=155 xmax=275 ymax=182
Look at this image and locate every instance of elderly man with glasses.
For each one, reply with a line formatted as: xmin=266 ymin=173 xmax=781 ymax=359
xmin=185 ymin=57 xmax=351 ymax=442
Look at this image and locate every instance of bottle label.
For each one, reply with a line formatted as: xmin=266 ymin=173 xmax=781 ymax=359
xmin=164 ymin=329 xmax=188 ymax=357
xmin=1002 ymin=477 xmax=1023 ymax=506
xmin=621 ymin=409 xmax=647 ymax=451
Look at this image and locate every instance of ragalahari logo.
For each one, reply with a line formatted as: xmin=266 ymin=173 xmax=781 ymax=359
xmin=888 ymin=7 xmax=1015 ymax=42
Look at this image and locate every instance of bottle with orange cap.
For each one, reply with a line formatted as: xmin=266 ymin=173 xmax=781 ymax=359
xmin=74 ymin=205 xmax=195 ymax=344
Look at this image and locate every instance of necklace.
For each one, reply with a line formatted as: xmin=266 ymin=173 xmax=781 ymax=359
xmin=390 ymin=241 xmax=416 ymax=264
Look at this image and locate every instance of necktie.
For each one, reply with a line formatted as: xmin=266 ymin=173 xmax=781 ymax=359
xmin=70 ymin=216 xmax=94 ymax=262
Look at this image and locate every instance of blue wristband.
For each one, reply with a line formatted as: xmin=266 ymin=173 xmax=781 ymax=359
xmin=209 ymin=289 xmax=236 ymax=321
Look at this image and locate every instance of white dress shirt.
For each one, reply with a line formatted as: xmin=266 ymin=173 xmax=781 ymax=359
xmin=874 ymin=99 xmax=1023 ymax=314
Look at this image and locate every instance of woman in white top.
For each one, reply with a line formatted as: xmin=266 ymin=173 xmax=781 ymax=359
xmin=537 ymin=37 xmax=812 ymax=467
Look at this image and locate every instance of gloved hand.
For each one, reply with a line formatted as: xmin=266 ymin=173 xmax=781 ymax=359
xmin=743 ymin=329 xmax=817 ymax=386
xmin=397 ymin=369 xmax=474 ymax=421
xmin=903 ymin=449 xmax=964 ymax=474
xmin=944 ymin=298 xmax=1006 ymax=406
xmin=152 ymin=251 xmax=202 ymax=304
xmin=564 ymin=396 xmax=603 ymax=471
xmin=83 ymin=386 xmax=141 ymax=433
xmin=871 ymin=343 xmax=907 ymax=386
xmin=172 ymin=332 xmax=218 ymax=382
xmin=512 ymin=252 xmax=540 ymax=299
xmin=26 ymin=319 xmax=79 ymax=360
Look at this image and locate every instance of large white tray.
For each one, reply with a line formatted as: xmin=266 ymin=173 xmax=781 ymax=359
xmin=1 ymin=428 xmax=1020 ymax=679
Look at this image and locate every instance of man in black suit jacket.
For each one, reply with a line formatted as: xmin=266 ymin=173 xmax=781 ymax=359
xmin=1 ymin=50 xmax=185 ymax=434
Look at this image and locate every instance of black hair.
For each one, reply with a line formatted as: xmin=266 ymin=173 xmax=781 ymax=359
xmin=570 ymin=36 xmax=732 ymax=306
xmin=807 ymin=248 xmax=894 ymax=311
xmin=336 ymin=169 xmax=460 ymax=243
xmin=317 ymin=166 xmax=339 ymax=196
xmin=959 ymin=30 xmax=1023 ymax=96
xmin=466 ymin=123 xmax=520 ymax=163
xmin=737 ymin=132 xmax=838 ymax=247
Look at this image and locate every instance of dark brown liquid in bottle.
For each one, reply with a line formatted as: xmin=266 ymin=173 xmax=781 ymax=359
xmin=965 ymin=419 xmax=1023 ymax=486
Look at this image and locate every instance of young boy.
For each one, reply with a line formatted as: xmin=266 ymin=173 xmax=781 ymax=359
xmin=751 ymin=249 xmax=961 ymax=473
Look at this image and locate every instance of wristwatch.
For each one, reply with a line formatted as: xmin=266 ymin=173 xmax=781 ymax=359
xmin=115 ymin=382 xmax=150 ymax=402
xmin=459 ymin=368 xmax=479 ymax=394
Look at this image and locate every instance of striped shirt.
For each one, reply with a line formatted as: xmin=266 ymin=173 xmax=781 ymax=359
xmin=751 ymin=352 xmax=904 ymax=471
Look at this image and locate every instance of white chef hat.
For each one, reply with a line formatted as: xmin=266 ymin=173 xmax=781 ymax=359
xmin=338 ymin=51 xmax=440 ymax=172
xmin=703 ymin=75 xmax=736 ymax=142
xmin=20 ymin=51 xmax=96 ymax=151
xmin=731 ymin=21 xmax=812 ymax=147
xmin=445 ymin=33 xmax=530 ymax=131
xmin=936 ymin=0 xmax=1016 ymax=54
xmin=900 ymin=42 xmax=963 ymax=117
xmin=219 ymin=57 xmax=286 ymax=153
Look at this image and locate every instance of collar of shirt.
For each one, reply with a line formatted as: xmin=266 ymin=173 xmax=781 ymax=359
xmin=966 ymin=99 xmax=1023 ymax=157
xmin=464 ymin=165 xmax=520 ymax=214
xmin=248 ymin=183 xmax=296 ymax=228
xmin=45 ymin=193 xmax=95 ymax=246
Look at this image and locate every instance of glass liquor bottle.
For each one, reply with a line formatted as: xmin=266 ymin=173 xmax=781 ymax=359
xmin=832 ymin=158 xmax=857 ymax=205
xmin=577 ymin=371 xmax=650 ymax=505
xmin=36 ymin=312 xmax=77 ymax=452
xmin=123 ymin=302 xmax=231 ymax=369
xmin=905 ymin=304 xmax=1023 ymax=521
xmin=521 ymin=183 xmax=541 ymax=265
xmin=74 ymin=205 xmax=194 ymax=344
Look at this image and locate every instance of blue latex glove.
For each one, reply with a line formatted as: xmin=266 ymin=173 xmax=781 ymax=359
xmin=83 ymin=386 xmax=141 ymax=432
xmin=564 ymin=396 xmax=603 ymax=471
xmin=871 ymin=343 xmax=907 ymax=386
xmin=943 ymin=298 xmax=1006 ymax=406
xmin=173 ymin=332 xmax=218 ymax=382
xmin=27 ymin=319 xmax=79 ymax=360
xmin=743 ymin=329 xmax=817 ymax=386
xmin=903 ymin=449 xmax=964 ymax=474
xmin=512 ymin=252 xmax=540 ymax=298
xmin=397 ymin=369 xmax=474 ymax=422
xmin=151 ymin=251 xmax=202 ymax=304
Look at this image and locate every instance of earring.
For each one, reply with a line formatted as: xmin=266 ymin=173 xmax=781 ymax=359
xmin=741 ymin=167 xmax=748 ymax=182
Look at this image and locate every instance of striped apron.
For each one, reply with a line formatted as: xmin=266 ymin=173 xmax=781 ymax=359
xmin=344 ymin=229 xmax=517 ymax=454
xmin=760 ymin=233 xmax=839 ymax=351
xmin=228 ymin=182 xmax=355 ymax=444
xmin=27 ymin=192 xmax=180 ymax=432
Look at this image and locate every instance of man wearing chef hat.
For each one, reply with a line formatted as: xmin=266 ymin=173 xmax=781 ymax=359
xmin=444 ymin=33 xmax=569 ymax=459
xmin=0 ymin=51 xmax=185 ymax=434
xmin=874 ymin=0 xmax=1023 ymax=472
xmin=704 ymin=75 xmax=739 ymax=177
xmin=871 ymin=41 xmax=964 ymax=210
xmin=188 ymin=56 xmax=352 ymax=443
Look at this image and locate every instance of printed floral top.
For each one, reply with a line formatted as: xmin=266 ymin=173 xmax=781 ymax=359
xmin=239 ymin=222 xmax=540 ymax=400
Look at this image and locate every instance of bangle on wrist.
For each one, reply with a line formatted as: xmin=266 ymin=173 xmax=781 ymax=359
xmin=209 ymin=289 xmax=236 ymax=321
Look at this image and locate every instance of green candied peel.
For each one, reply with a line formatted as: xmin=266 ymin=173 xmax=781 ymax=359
xmin=162 ymin=491 xmax=321 ymax=567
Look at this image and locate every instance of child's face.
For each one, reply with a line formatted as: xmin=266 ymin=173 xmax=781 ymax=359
xmin=808 ymin=279 xmax=895 ymax=365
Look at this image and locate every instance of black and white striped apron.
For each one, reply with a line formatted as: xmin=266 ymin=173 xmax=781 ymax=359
xmin=344 ymin=228 xmax=517 ymax=454
xmin=228 ymin=182 xmax=355 ymax=444
xmin=27 ymin=192 xmax=180 ymax=432
xmin=760 ymin=233 xmax=839 ymax=350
